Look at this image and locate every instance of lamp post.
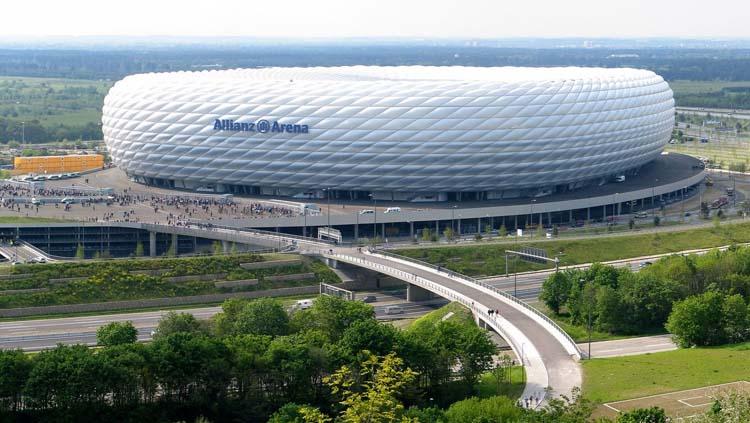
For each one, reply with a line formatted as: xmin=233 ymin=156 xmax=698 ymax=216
xmin=21 ymin=121 xmax=25 ymax=148
xmin=324 ymin=188 xmax=331 ymax=229
xmin=369 ymin=193 xmax=377 ymax=241
xmin=582 ymin=278 xmax=592 ymax=359
xmin=530 ymin=199 xmax=537 ymax=238
xmin=451 ymin=205 xmax=458 ymax=239
xmin=303 ymin=207 xmax=307 ymax=237
xmin=652 ymin=178 xmax=659 ymax=216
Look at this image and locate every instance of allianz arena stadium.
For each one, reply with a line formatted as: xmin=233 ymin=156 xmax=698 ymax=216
xmin=102 ymin=66 xmax=674 ymax=201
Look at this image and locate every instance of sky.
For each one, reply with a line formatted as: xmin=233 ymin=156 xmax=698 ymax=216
xmin=2 ymin=0 xmax=749 ymax=39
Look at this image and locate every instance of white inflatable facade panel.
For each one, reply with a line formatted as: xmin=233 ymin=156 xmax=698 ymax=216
xmin=102 ymin=66 xmax=674 ymax=194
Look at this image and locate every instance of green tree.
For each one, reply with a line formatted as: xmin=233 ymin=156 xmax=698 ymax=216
xmin=617 ymin=406 xmax=667 ymax=423
xmin=134 ymin=241 xmax=144 ymax=257
xmin=653 ymin=215 xmax=661 ymax=227
xmin=96 ymin=321 xmax=138 ymax=347
xmin=233 ymin=298 xmax=290 ymax=337
xmin=443 ymin=227 xmax=454 ymax=241
xmin=666 ymin=291 xmax=727 ymax=347
xmin=321 ymin=352 xmax=418 ymax=423
xmin=153 ymin=311 xmax=208 ymax=340
xmin=75 ymin=243 xmax=85 ymax=260
xmin=213 ymin=240 xmax=223 ymax=255
xmin=498 ymin=224 xmax=507 ymax=237
xmin=0 ymin=349 xmax=31 ymax=411
xmin=722 ymin=294 xmax=747 ymax=343
xmin=291 ymin=295 xmax=375 ymax=342
xmin=421 ymin=228 xmax=431 ymax=242
xmin=540 ymin=271 xmax=572 ymax=314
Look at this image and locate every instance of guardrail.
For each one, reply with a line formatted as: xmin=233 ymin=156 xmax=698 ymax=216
xmin=171 ymin=222 xmax=336 ymax=246
xmin=371 ymin=248 xmax=582 ymax=358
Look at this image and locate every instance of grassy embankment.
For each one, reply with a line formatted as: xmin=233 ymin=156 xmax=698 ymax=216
xmin=394 ymin=221 xmax=750 ymax=277
xmin=0 ymin=253 xmax=338 ymax=310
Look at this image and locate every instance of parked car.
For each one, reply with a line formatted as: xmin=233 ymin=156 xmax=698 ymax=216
xmin=384 ymin=207 xmax=402 ymax=213
xmin=359 ymin=209 xmax=375 ymax=215
xmin=360 ymin=295 xmax=377 ymax=303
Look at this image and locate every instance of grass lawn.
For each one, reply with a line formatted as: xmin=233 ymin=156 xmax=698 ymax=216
xmin=583 ymin=342 xmax=750 ymax=403
xmin=666 ymin=141 xmax=750 ymax=169
xmin=408 ymin=301 xmax=475 ymax=331
xmin=394 ymin=222 xmax=750 ymax=277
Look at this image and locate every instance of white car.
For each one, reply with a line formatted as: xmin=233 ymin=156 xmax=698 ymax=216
xmin=359 ymin=209 xmax=375 ymax=215
xmin=384 ymin=207 xmax=401 ymax=214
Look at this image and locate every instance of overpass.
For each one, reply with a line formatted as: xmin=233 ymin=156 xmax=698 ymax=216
xmin=0 ymin=221 xmax=583 ymax=403
xmin=317 ymin=248 xmax=581 ymax=404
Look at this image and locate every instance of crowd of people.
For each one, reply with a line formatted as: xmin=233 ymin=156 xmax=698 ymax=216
xmin=0 ymin=182 xmax=304 ymax=224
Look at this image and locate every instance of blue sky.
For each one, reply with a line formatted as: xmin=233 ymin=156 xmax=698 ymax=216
xmin=2 ymin=0 xmax=748 ymax=38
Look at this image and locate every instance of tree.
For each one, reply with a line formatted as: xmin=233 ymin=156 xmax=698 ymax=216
xmin=616 ymin=407 xmax=668 ymax=423
xmin=338 ymin=319 xmax=399 ymax=360
xmin=134 ymin=241 xmax=144 ymax=257
xmin=75 ymin=243 xmax=85 ymax=260
xmin=666 ymin=291 xmax=727 ymax=347
xmin=153 ymin=311 xmax=208 ymax=340
xmin=319 ymin=352 xmax=418 ymax=423
xmin=421 ymin=228 xmax=431 ymax=242
xmin=653 ymin=215 xmax=661 ymax=227
xmin=213 ymin=240 xmax=223 ymax=255
xmin=443 ymin=227 xmax=454 ymax=241
xmin=233 ymin=298 xmax=290 ymax=337
xmin=96 ymin=321 xmax=138 ymax=347
xmin=498 ymin=224 xmax=508 ymax=237
xmin=0 ymin=349 xmax=31 ymax=411
xmin=541 ymin=272 xmax=572 ymax=314
xmin=291 ymin=295 xmax=375 ymax=342
xmin=722 ymin=294 xmax=747 ymax=343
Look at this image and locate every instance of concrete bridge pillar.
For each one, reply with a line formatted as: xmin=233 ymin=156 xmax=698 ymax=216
xmin=149 ymin=231 xmax=156 ymax=257
xmin=171 ymin=233 xmax=178 ymax=256
xmin=409 ymin=221 xmax=414 ymax=239
xmin=406 ymin=284 xmax=434 ymax=302
xmin=354 ymin=223 xmax=359 ymax=240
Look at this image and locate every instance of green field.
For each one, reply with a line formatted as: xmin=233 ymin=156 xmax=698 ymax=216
xmin=583 ymin=342 xmax=750 ymax=403
xmin=666 ymin=141 xmax=750 ymax=170
xmin=670 ymin=80 xmax=750 ymax=109
xmin=0 ymin=76 xmax=110 ymax=143
xmin=394 ymin=221 xmax=750 ymax=277
xmin=670 ymin=80 xmax=750 ymax=95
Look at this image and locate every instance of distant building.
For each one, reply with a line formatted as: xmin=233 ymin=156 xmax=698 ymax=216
xmin=13 ymin=154 xmax=104 ymax=174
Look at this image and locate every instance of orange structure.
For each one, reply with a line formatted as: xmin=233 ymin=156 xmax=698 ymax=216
xmin=13 ymin=154 xmax=104 ymax=174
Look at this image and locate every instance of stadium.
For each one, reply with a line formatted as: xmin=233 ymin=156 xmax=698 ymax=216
xmin=102 ymin=66 xmax=675 ymax=202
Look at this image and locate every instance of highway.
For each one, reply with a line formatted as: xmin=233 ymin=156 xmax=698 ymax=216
xmin=0 ymin=293 xmax=448 ymax=351
xmin=0 ymin=241 xmax=52 ymax=263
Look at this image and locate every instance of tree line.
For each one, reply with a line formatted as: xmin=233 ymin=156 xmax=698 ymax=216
xmin=541 ymin=245 xmax=750 ymax=342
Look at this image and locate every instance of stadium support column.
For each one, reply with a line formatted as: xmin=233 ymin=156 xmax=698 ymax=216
xmin=149 ymin=232 xmax=156 ymax=257
xmin=457 ymin=219 xmax=461 ymax=236
xmin=435 ymin=220 xmax=439 ymax=236
xmin=569 ymin=209 xmax=573 ymax=223
xmin=409 ymin=222 xmax=414 ymax=239
xmin=407 ymin=284 xmax=434 ymax=302
xmin=477 ymin=217 xmax=481 ymax=234
xmin=221 ymin=240 xmax=230 ymax=254
xmin=354 ymin=223 xmax=359 ymax=240
xmin=587 ymin=207 xmax=590 ymax=221
xmin=171 ymin=233 xmax=178 ymax=256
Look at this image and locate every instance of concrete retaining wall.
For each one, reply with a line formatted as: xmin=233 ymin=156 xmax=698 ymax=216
xmin=165 ymin=273 xmax=228 ymax=283
xmin=214 ymin=279 xmax=258 ymax=289
xmin=264 ymin=273 xmax=315 ymax=282
xmin=48 ymin=277 xmax=87 ymax=284
xmin=0 ymin=285 xmax=319 ymax=317
xmin=0 ymin=274 xmax=32 ymax=281
xmin=0 ymin=288 xmax=49 ymax=295
xmin=240 ymin=259 xmax=302 ymax=269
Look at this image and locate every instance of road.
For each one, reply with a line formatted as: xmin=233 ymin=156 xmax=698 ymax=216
xmin=0 ymin=241 xmax=51 ymax=263
xmin=578 ymin=335 xmax=676 ymax=358
xmin=0 ymin=293 xmax=448 ymax=351
xmin=677 ymin=106 xmax=750 ymax=120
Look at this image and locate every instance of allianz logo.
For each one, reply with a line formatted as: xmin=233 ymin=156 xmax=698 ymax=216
xmin=213 ymin=119 xmax=310 ymax=134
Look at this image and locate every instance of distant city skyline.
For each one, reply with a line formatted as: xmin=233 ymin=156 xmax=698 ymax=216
xmin=2 ymin=0 xmax=749 ymax=39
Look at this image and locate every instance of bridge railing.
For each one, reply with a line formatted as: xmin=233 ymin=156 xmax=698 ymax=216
xmin=173 ymin=222 xmax=336 ymax=245
xmin=371 ymin=248 xmax=581 ymax=357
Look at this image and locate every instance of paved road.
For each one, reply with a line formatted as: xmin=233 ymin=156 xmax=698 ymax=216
xmin=0 ymin=293 xmax=447 ymax=351
xmin=0 ymin=241 xmax=51 ymax=263
xmin=578 ymin=335 xmax=677 ymax=358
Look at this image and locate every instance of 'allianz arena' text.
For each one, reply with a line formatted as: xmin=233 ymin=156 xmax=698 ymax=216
xmin=102 ymin=66 xmax=674 ymax=201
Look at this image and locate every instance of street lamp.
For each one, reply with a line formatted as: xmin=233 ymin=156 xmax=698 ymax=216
xmin=450 ymin=205 xmax=458 ymax=239
xmin=20 ymin=121 xmax=25 ymax=147
xmin=369 ymin=193 xmax=377 ymax=242
xmin=323 ymin=188 xmax=331 ymax=229
xmin=652 ymin=179 xmax=659 ymax=216
xmin=530 ymin=199 xmax=537 ymax=238
xmin=582 ymin=278 xmax=592 ymax=359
